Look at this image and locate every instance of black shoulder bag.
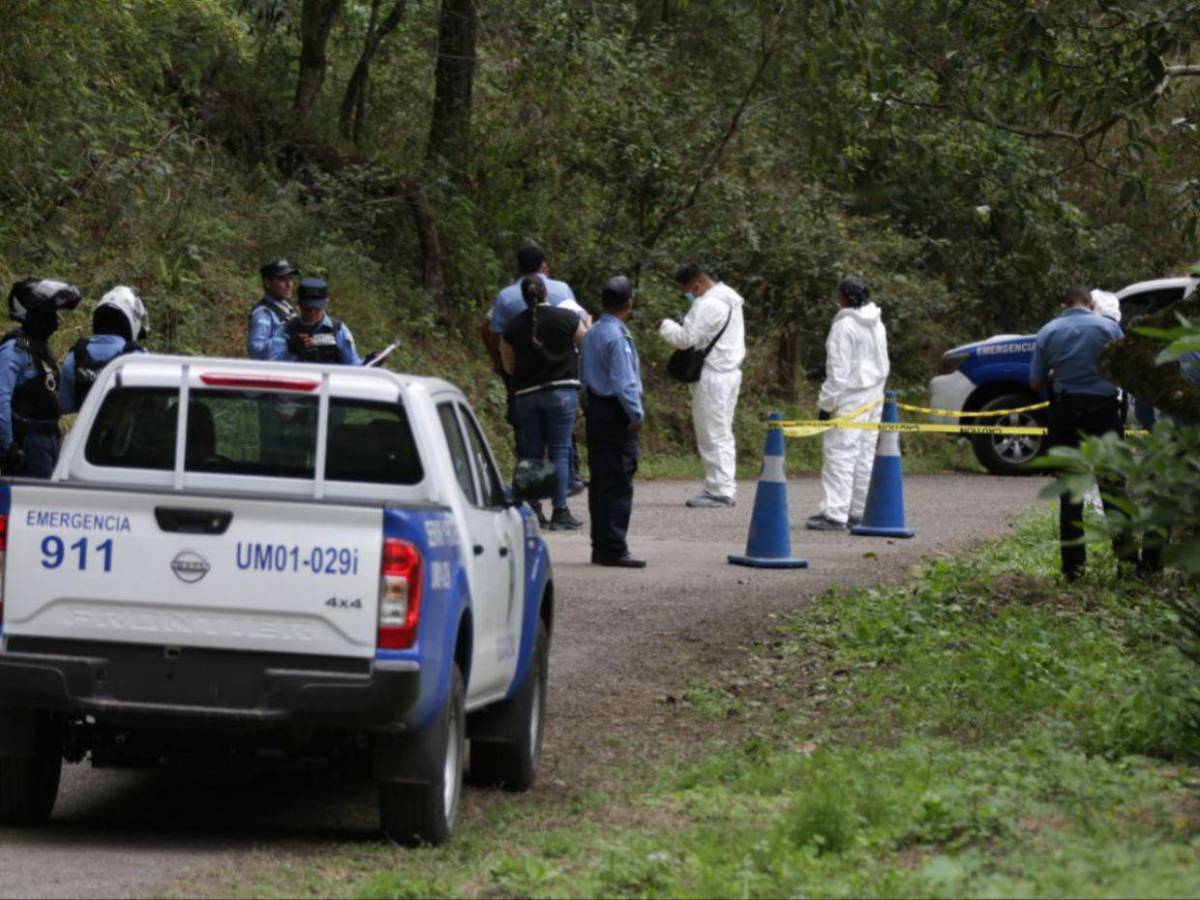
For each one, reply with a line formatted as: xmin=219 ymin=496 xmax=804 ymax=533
xmin=666 ymin=306 xmax=733 ymax=383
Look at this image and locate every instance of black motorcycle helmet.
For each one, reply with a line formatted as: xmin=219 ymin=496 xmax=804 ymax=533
xmin=8 ymin=279 xmax=82 ymax=339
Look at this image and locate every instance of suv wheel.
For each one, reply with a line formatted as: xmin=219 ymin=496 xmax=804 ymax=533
xmin=377 ymin=665 xmax=465 ymax=847
xmin=969 ymin=393 xmax=1048 ymax=475
xmin=467 ymin=619 xmax=548 ymax=792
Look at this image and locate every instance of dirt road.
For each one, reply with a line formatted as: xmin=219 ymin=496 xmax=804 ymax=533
xmin=0 ymin=475 xmax=1047 ymax=898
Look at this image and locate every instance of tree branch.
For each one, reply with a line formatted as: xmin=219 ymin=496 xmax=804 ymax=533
xmin=641 ymin=38 xmax=784 ymax=254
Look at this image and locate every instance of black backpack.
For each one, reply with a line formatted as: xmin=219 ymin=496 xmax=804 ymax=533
xmin=72 ymin=338 xmax=138 ymax=407
xmin=665 ymin=306 xmax=732 ymax=383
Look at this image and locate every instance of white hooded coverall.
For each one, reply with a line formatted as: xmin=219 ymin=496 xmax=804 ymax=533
xmin=659 ymin=283 xmax=746 ymax=500
xmin=817 ymin=302 xmax=889 ymax=523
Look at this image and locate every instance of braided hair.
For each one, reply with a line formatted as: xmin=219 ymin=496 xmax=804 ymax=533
xmin=521 ymin=275 xmax=548 ymax=351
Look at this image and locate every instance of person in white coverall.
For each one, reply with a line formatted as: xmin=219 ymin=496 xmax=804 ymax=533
xmin=806 ymin=275 xmax=890 ymax=531
xmin=658 ymin=264 xmax=746 ymax=507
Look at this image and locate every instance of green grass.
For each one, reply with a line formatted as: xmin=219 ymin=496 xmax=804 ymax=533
xmin=211 ymin=514 xmax=1200 ymax=898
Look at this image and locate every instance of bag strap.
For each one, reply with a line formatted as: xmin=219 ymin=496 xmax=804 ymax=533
xmin=700 ymin=305 xmax=734 ymax=360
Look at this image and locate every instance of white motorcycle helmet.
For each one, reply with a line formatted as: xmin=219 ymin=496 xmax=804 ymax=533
xmin=95 ymin=285 xmax=149 ymax=341
xmin=1090 ymin=289 xmax=1121 ymax=323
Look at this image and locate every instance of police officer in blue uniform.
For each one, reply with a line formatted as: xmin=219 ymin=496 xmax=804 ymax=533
xmin=59 ymin=285 xmax=149 ymax=413
xmin=580 ymin=276 xmax=645 ymax=568
xmin=0 ymin=279 xmax=82 ymax=476
xmin=1031 ymin=284 xmax=1158 ymax=579
xmin=271 ymin=277 xmax=362 ymax=365
xmin=248 ymin=258 xmax=299 ymax=359
xmin=488 ymin=246 xmax=580 ymax=338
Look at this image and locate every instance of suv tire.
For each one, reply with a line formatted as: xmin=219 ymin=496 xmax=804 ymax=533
xmin=467 ymin=619 xmax=548 ymax=792
xmin=969 ymin=392 xmax=1048 ymax=475
xmin=378 ymin=664 xmax=465 ymax=847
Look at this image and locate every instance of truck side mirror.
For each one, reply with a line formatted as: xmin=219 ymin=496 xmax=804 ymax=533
xmin=510 ymin=459 xmax=556 ymax=505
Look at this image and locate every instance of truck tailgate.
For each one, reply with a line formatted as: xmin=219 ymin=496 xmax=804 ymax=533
xmin=3 ymin=485 xmax=383 ymax=659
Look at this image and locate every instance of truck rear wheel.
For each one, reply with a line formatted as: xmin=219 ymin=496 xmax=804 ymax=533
xmin=378 ymin=665 xmax=465 ymax=847
xmin=468 ymin=620 xmax=548 ymax=792
xmin=0 ymin=712 xmax=63 ymax=825
xmin=969 ymin=392 xmax=1047 ymax=475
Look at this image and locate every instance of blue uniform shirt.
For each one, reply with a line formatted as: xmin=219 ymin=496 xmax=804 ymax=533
xmin=59 ymin=334 xmax=145 ymax=413
xmin=269 ymin=313 xmax=362 ymax=365
xmin=580 ymin=314 xmax=643 ymax=423
xmin=1031 ymin=308 xmax=1124 ymax=397
xmin=489 ymin=275 xmax=576 ymax=335
xmin=247 ymin=296 xmax=295 ymax=360
xmin=0 ymin=334 xmax=52 ymax=450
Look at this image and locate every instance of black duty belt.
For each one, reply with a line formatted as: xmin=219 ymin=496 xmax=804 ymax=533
xmin=14 ymin=417 xmax=60 ymax=436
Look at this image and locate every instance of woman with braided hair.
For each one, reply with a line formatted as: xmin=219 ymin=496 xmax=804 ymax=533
xmin=501 ymin=275 xmax=586 ymax=529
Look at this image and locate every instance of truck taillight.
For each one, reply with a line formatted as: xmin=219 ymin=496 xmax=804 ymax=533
xmin=0 ymin=513 xmax=7 ymax=625
xmin=378 ymin=538 xmax=422 ymax=649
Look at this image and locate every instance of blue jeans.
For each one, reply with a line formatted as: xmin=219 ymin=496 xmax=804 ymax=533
xmin=515 ymin=387 xmax=578 ymax=510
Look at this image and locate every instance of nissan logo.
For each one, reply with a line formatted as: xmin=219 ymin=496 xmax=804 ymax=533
xmin=171 ymin=550 xmax=211 ymax=584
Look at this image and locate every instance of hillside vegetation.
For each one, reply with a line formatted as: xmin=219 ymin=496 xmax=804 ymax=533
xmin=2 ymin=0 xmax=1198 ymax=464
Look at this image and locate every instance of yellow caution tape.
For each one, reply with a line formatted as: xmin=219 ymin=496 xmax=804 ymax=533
xmin=782 ymin=420 xmax=1048 ymax=437
xmin=780 ymin=421 xmax=1150 ymax=438
xmin=895 ymin=400 xmax=1050 ymax=418
xmin=771 ymin=397 xmax=883 ymax=431
xmin=769 ymin=398 xmax=1048 ymax=429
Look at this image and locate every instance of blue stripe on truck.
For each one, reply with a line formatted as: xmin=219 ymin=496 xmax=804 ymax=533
xmin=378 ymin=506 xmax=465 ymax=731
xmin=0 ymin=484 xmax=9 ymax=640
xmin=508 ymin=504 xmax=551 ymax=699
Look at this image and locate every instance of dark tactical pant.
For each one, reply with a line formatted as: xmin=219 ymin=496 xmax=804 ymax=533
xmin=585 ymin=393 xmax=639 ymax=561
xmin=1048 ymin=394 xmax=1159 ymax=579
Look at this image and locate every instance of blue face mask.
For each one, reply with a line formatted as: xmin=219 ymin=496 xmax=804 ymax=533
xmin=683 ymin=291 xmax=696 ymax=305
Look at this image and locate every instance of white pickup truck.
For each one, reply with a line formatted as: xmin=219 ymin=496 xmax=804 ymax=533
xmin=0 ymin=355 xmax=555 ymax=846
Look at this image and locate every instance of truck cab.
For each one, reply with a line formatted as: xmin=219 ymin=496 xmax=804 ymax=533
xmin=928 ymin=276 xmax=1198 ymax=474
xmin=0 ymin=355 xmax=554 ymax=845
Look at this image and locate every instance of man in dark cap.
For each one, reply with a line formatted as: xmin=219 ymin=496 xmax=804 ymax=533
xmin=0 ymin=279 xmax=82 ymax=476
xmin=270 ymin=277 xmax=362 ymax=365
xmin=248 ymin=258 xmax=299 ymax=359
xmin=579 ymin=275 xmax=645 ymax=568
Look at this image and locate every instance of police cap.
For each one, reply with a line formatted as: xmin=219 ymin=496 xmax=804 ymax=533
xmin=600 ymin=275 xmax=634 ymax=309
xmin=297 ymin=277 xmax=329 ymax=308
xmin=260 ymin=258 xmax=299 ymax=279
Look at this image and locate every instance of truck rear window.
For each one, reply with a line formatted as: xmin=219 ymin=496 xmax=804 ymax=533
xmin=85 ymin=388 xmax=422 ymax=485
xmin=84 ymin=388 xmax=178 ymax=470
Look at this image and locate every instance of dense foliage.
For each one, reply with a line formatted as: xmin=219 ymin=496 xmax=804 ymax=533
xmin=2 ymin=0 xmax=1199 ymax=445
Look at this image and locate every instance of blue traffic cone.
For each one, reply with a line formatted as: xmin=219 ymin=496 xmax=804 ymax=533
xmin=729 ymin=412 xmax=809 ymax=568
xmin=851 ymin=392 xmax=916 ymax=538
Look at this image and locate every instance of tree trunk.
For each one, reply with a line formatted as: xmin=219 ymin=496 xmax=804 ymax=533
xmin=339 ymin=0 xmax=407 ymax=143
xmin=399 ymin=178 xmax=445 ymax=306
xmin=294 ymin=0 xmax=343 ymax=121
xmin=426 ymin=0 xmax=479 ymax=176
xmin=776 ymin=328 xmax=802 ymax=397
